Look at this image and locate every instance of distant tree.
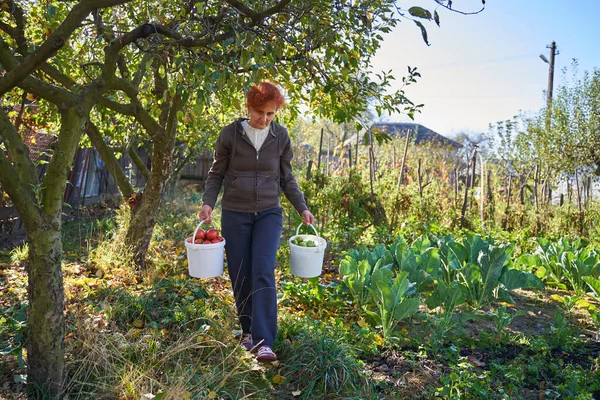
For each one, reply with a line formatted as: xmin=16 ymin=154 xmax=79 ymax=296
xmin=545 ymin=62 xmax=600 ymax=176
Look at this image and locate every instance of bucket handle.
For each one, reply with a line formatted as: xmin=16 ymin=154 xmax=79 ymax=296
xmin=193 ymin=219 xmax=219 ymax=239
xmin=295 ymin=223 xmax=320 ymax=240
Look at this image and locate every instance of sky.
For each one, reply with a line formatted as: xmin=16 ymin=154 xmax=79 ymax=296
xmin=370 ymin=0 xmax=600 ymax=138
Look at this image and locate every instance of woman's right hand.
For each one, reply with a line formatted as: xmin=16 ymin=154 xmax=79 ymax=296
xmin=199 ymin=204 xmax=213 ymax=224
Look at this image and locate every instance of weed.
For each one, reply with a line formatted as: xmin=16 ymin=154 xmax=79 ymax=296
xmin=277 ymin=318 xmax=370 ymax=399
xmin=487 ymin=305 xmax=525 ymax=341
xmin=9 ymin=244 xmax=28 ymax=265
xmin=0 ymin=301 xmax=27 ymax=368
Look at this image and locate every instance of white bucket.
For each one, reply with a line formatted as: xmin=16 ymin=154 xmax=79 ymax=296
xmin=185 ymin=221 xmax=226 ymax=278
xmin=288 ymin=223 xmax=327 ymax=278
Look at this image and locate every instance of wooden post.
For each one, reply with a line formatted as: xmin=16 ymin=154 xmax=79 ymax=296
xmin=575 ymin=169 xmax=583 ymax=234
xmin=417 ymin=158 xmax=423 ymax=197
xmin=460 ymin=166 xmax=470 ymax=227
xmin=326 ymin=137 xmax=330 ymax=175
xmin=369 ymin=130 xmax=375 ymax=196
xmin=355 ymin=129 xmax=360 ymax=167
xmin=533 ymin=163 xmax=539 ymax=209
xmin=503 ymin=174 xmax=513 ymax=229
xmin=317 ymin=128 xmax=324 ymax=172
xmin=397 ymin=130 xmax=410 ymax=189
xmin=480 ymin=155 xmax=485 ymax=228
xmin=306 ymin=159 xmax=313 ymax=181
xmin=486 ymin=169 xmax=493 ymax=217
xmin=348 ymin=146 xmax=352 ymax=168
xmin=468 ymin=146 xmax=477 ymax=212
xmin=454 ymin=168 xmax=459 ymax=208
xmin=462 ymin=146 xmax=477 ymax=223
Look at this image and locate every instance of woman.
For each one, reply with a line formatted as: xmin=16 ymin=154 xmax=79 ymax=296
xmin=200 ymin=82 xmax=314 ymax=362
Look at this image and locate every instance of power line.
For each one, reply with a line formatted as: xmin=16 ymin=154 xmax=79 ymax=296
xmin=420 ymin=53 xmax=539 ymax=70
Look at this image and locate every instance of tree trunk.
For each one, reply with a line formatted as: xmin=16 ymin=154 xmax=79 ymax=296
xmin=1 ymin=104 xmax=89 ymax=397
xmin=125 ymin=132 xmax=174 ymax=268
xmin=26 ymin=226 xmax=65 ymax=398
xmin=124 ymin=92 xmax=183 ymax=269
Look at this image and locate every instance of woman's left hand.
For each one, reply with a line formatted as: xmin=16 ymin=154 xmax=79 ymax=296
xmin=301 ymin=209 xmax=314 ymax=225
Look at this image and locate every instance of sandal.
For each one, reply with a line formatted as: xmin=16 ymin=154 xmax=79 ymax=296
xmin=256 ymin=345 xmax=277 ymax=362
xmin=240 ymin=333 xmax=253 ymax=351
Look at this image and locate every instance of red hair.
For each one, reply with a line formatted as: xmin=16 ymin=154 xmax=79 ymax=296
xmin=246 ymin=82 xmax=285 ymax=110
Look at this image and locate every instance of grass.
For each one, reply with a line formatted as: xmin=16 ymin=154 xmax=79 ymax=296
xmin=275 ymin=317 xmax=371 ymax=399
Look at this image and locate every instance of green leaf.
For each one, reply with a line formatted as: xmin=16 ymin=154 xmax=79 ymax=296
xmin=583 ymin=276 xmax=600 ymax=300
xmin=426 ymin=281 xmax=466 ymax=312
xmin=500 ymin=269 xmax=545 ymax=291
xmin=392 ymin=297 xmax=419 ymax=321
xmin=47 ymin=5 xmax=57 ymax=19
xmin=413 ymin=20 xmax=430 ymax=46
xmin=535 ymin=266 xmax=547 ymax=279
xmin=408 ymin=7 xmax=432 ymax=20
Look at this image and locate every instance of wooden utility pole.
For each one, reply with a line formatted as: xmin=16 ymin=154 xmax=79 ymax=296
xmin=546 ymin=41 xmax=557 ymax=114
xmin=541 ymin=41 xmax=558 ymax=128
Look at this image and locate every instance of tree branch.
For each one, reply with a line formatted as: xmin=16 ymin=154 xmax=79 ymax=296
xmin=96 ymin=97 xmax=161 ymax=137
xmin=0 ymin=38 xmax=78 ymax=105
xmin=433 ymin=0 xmax=486 ymax=15
xmin=0 ymin=0 xmax=133 ymax=96
xmin=0 ymin=106 xmax=39 ymax=189
xmin=127 ymin=144 xmax=150 ymax=180
xmin=0 ymin=109 xmax=42 ymax=228
xmin=39 ymin=106 xmax=89 ymax=216
xmin=224 ymin=0 xmax=293 ymax=20
xmin=132 ymin=53 xmax=152 ymax=89
xmin=86 ymin=120 xmax=135 ymax=197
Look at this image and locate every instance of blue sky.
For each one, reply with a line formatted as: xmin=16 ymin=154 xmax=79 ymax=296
xmin=370 ymin=0 xmax=600 ymax=137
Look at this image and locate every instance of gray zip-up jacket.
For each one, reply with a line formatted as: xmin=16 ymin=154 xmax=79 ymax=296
xmin=202 ymin=118 xmax=308 ymax=214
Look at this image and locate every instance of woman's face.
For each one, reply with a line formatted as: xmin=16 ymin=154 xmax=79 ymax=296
xmin=248 ymin=100 xmax=278 ymax=129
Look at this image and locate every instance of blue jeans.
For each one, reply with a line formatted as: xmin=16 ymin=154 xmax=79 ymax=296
xmin=222 ymin=207 xmax=283 ymax=347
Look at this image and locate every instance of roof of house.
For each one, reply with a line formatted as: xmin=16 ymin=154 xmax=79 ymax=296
xmin=371 ymin=122 xmax=463 ymax=148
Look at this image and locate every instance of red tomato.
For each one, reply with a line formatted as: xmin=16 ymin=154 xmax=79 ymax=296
xmin=195 ymin=229 xmax=205 ymax=240
xmin=205 ymin=229 xmax=219 ymax=241
xmin=211 ymin=238 xmax=221 ymax=243
xmin=194 ymin=239 xmax=203 ymax=244
xmin=186 ymin=238 xmax=193 ymax=243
